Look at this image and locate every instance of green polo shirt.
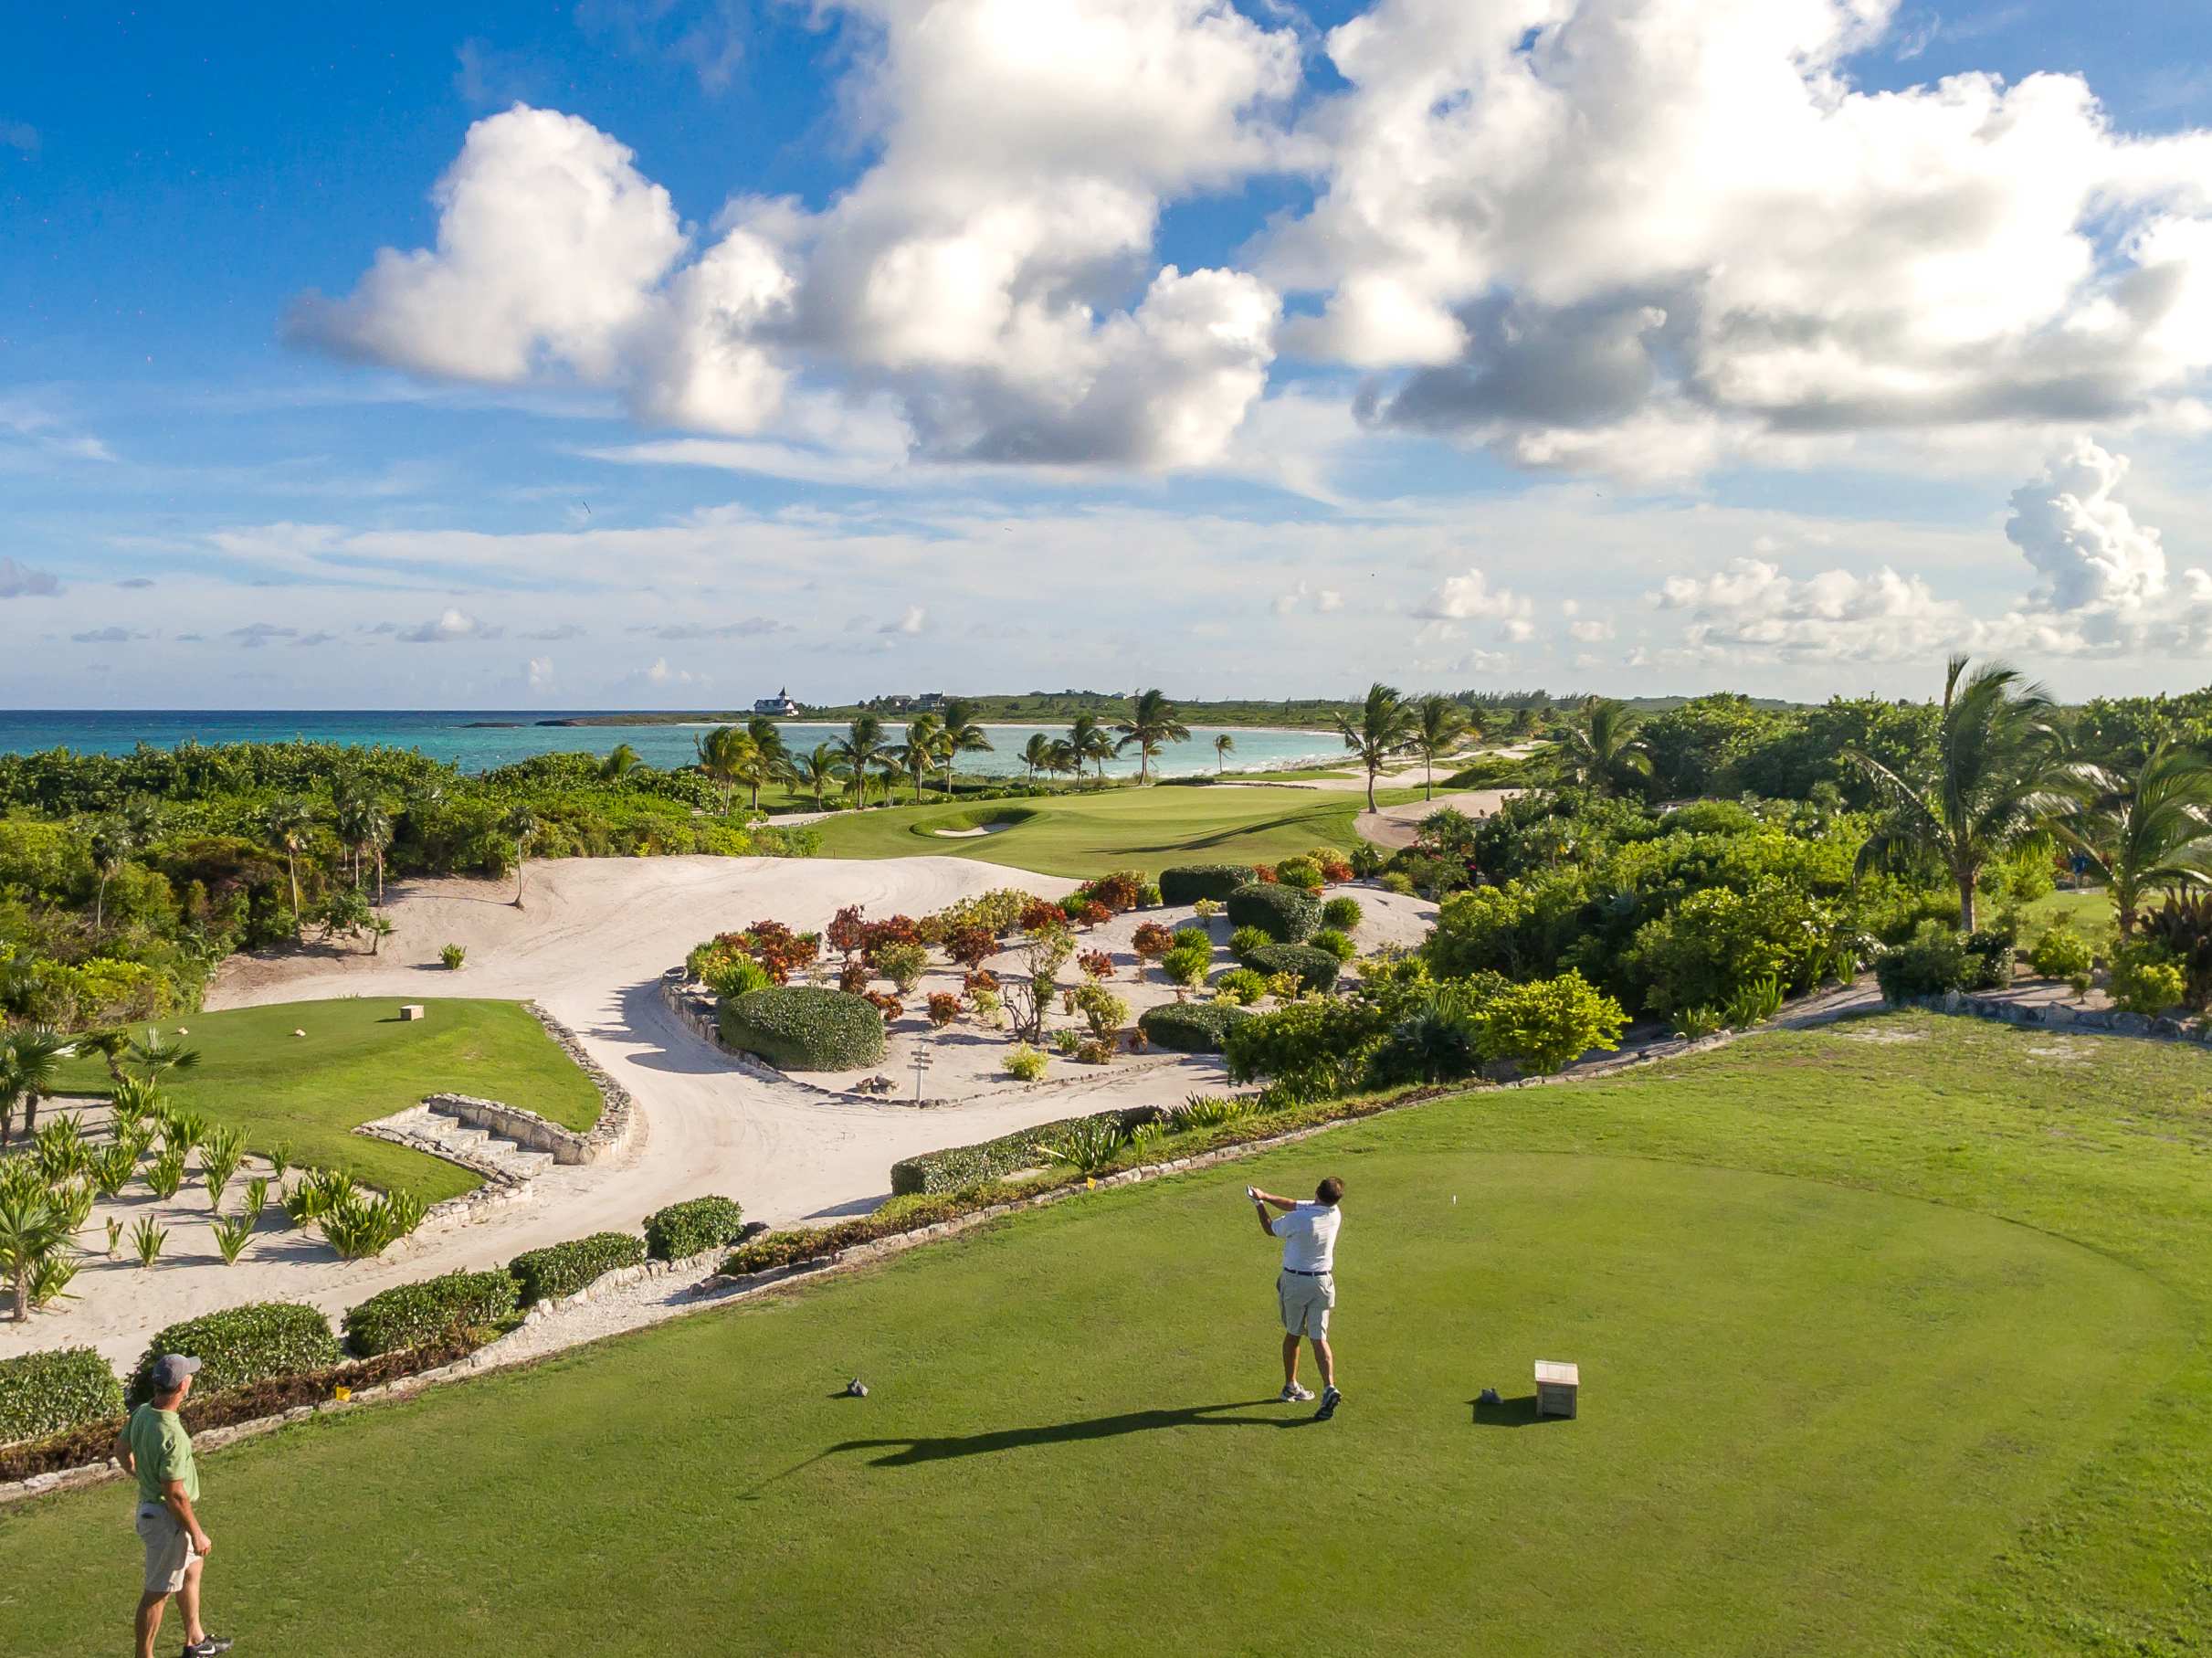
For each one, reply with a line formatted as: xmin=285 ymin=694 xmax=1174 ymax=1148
xmin=127 ymin=1405 xmax=198 ymax=1506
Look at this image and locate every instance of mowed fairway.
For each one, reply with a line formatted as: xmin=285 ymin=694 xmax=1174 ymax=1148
xmin=14 ymin=1013 xmax=2211 ymax=1655
xmin=53 ymin=998 xmax=602 ymax=1201
xmin=806 ymin=784 xmax=1411 ymax=877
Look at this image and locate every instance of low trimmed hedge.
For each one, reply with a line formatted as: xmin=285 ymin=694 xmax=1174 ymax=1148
xmin=1138 ymin=1001 xmax=1253 ymax=1053
xmin=890 ymin=1107 xmax=1162 ymax=1195
xmin=1248 ymin=942 xmax=1343 ymax=994
xmin=510 ymin=1231 xmax=648 ymax=1305
xmin=1226 ymin=882 xmax=1322 ymax=943
xmin=1159 ymin=863 xmax=1258 ymax=904
xmin=130 ymin=1303 xmax=343 ymax=1406
xmin=721 ymin=986 xmax=886 ymax=1070
xmin=644 ymin=1195 xmax=748 ymax=1261
xmin=0 ymin=1347 xmax=123 ymax=1447
xmin=342 ymin=1270 xmax=521 ymax=1358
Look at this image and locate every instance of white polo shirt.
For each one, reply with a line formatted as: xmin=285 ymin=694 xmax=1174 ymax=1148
xmin=1271 ymin=1202 xmax=1342 ymax=1273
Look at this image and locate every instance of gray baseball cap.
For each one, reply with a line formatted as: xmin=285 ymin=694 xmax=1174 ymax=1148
xmin=150 ymin=1354 xmax=201 ymax=1391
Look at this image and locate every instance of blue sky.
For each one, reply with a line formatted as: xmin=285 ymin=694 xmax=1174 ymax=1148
xmin=8 ymin=0 xmax=2212 ymax=708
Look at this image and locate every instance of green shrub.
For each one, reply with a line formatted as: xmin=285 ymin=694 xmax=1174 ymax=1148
xmin=1247 ymin=942 xmax=1342 ymax=994
xmin=1171 ymin=925 xmax=1211 ymax=953
xmin=1873 ymin=922 xmax=1972 ymax=1003
xmin=440 ymin=943 xmax=466 ymax=970
xmin=1158 ymin=864 xmax=1257 ymax=904
xmin=1379 ymin=871 xmax=1417 ymax=896
xmin=508 ymin=1231 xmax=647 ymax=1305
xmin=1320 ymin=896 xmax=1364 ymax=932
xmin=1228 ymin=924 xmax=1273 ymax=965
xmin=1470 ymin=971 xmax=1629 ymax=1075
xmin=1310 ymin=928 xmax=1356 ymax=963
xmin=2112 ymin=946 xmax=2186 ymax=1016
xmin=342 ymin=1270 xmax=520 ymax=1357
xmin=1721 ymin=974 xmax=1783 ymax=1028
xmin=1213 ymin=966 xmax=1268 ymax=1005
xmin=2028 ymin=926 xmax=2094 ymax=984
xmin=643 ymin=1196 xmax=747 ymax=1262
xmin=130 ymin=1303 xmax=342 ymax=1405
xmin=720 ymin=987 xmax=886 ymax=1070
xmin=889 ymin=1106 xmax=1161 ymax=1194
xmin=1273 ymin=856 xmax=1324 ymax=890
xmin=1138 ymin=1001 xmax=1252 ymax=1053
xmin=1006 ymin=1043 xmax=1049 ymax=1082
xmin=875 ymin=941 xmax=930 ymax=994
xmin=1227 ymin=882 xmax=1322 ymax=943
xmin=1963 ymin=924 xmax=2018 ymax=991
xmin=0 ymin=1347 xmax=123 ymax=1446
xmin=705 ymin=956 xmax=775 ymax=998
xmin=1160 ymin=944 xmax=1211 ymax=987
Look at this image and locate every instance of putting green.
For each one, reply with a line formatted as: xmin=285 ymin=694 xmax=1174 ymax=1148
xmin=8 ymin=1146 xmax=2179 ymax=1656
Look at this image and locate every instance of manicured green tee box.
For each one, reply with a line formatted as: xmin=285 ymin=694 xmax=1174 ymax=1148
xmin=9 ymin=1015 xmax=2210 ymax=1655
xmin=55 ymin=998 xmax=602 ymax=1203
xmin=807 ymin=785 xmax=1417 ymax=879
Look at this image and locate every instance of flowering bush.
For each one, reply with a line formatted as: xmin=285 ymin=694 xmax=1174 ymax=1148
xmin=1077 ymin=949 xmax=1115 ymax=980
xmin=838 ymin=958 xmax=871 ymax=995
xmin=1078 ymin=901 xmax=1112 ymax=927
xmin=861 ymin=915 xmax=922 ymax=966
xmin=964 ymin=969 xmax=999 ymax=996
xmin=926 ymin=992 xmax=962 ymax=1029
xmin=827 ymin=904 xmax=869 ymax=960
xmin=1020 ymin=897 xmax=1069 ymax=933
xmin=737 ymin=920 xmax=820 ymax=982
xmin=863 ymin=990 xmax=905 ymax=1021
xmin=1080 ymin=871 xmax=1145 ymax=913
xmin=1132 ymin=922 xmax=1176 ymax=960
xmin=945 ymin=924 xmax=999 ymax=969
xmin=1253 ymin=864 xmax=1279 ymax=883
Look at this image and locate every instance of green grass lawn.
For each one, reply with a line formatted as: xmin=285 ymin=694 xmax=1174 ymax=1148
xmin=2023 ymin=884 xmax=2116 ymax=950
xmin=15 ymin=1012 xmax=2212 ymax=1654
xmin=806 ymin=783 xmax=1418 ymax=878
xmin=53 ymin=999 xmax=602 ymax=1202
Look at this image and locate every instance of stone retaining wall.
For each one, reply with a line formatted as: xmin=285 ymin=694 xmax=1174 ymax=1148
xmin=1889 ymin=987 xmax=2200 ymax=1041
xmin=523 ymin=1000 xmax=637 ymax=1158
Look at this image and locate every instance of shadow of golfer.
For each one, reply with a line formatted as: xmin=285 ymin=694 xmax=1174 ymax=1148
xmin=830 ymin=1399 xmax=1307 ymax=1466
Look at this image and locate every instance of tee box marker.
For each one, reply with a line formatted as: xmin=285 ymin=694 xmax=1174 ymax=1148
xmin=1534 ymin=1359 xmax=1580 ymax=1419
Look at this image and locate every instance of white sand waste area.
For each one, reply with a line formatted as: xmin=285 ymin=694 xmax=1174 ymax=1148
xmin=8 ymin=855 xmax=1432 ymax=1368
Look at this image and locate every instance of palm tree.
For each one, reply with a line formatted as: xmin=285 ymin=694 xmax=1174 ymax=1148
xmin=1213 ymin=733 xmax=1236 ymax=775
xmin=1045 ymin=739 xmax=1079 ymax=783
xmin=1336 ymin=681 xmax=1419 ymax=811
xmin=747 ymin=714 xmax=787 ymax=766
xmin=87 ymin=817 xmax=130 ymax=932
xmin=502 ymin=803 xmax=540 ymax=906
xmin=124 ymin=1025 xmax=201 ymax=1081
xmin=261 ymin=797 xmax=312 ymax=935
xmin=1412 ymin=693 xmax=1465 ymax=802
xmin=939 ymin=701 xmax=995 ymax=797
xmin=833 ymin=715 xmax=891 ymax=808
xmin=789 ymin=744 xmax=849 ymax=810
xmin=0 ymin=1188 xmax=67 ymax=1322
xmin=693 ymin=725 xmax=756 ymax=817
xmin=1850 ymin=654 xmax=2077 ymax=932
xmin=1069 ymin=714 xmax=1115 ymax=783
xmin=2057 ymin=740 xmax=2212 ymax=936
xmin=891 ymin=715 xmax=946 ymax=804
xmin=1556 ymin=698 xmax=1652 ymax=797
xmin=732 ymin=742 xmax=792 ymax=813
xmin=1021 ymin=733 xmax=1056 ymax=784
xmin=599 ymin=742 xmax=645 ymax=782
xmin=1 ymin=1027 xmax=69 ymax=1143
xmin=1114 ymin=690 xmax=1191 ymax=785
xmin=73 ymin=1026 xmax=130 ymax=1083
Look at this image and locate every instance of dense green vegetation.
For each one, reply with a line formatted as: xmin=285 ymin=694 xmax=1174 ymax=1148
xmin=9 ymin=1014 xmax=2207 ymax=1653
xmin=50 ymin=999 xmax=603 ymax=1202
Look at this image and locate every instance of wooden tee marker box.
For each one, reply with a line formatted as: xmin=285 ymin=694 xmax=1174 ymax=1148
xmin=398 ymin=1004 xmax=426 ymax=1021
xmin=1534 ymin=1359 xmax=1580 ymax=1419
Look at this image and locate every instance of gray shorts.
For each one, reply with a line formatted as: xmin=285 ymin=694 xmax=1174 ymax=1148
xmin=1278 ymin=1270 xmax=1334 ymax=1337
xmin=136 ymin=1502 xmax=195 ymax=1595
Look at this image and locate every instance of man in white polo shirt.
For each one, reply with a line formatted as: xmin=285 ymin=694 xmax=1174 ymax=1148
xmin=1251 ymin=1176 xmax=1344 ymax=1420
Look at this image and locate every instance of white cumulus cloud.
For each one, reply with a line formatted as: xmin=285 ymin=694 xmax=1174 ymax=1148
xmin=396 ymin=607 xmax=500 ymax=643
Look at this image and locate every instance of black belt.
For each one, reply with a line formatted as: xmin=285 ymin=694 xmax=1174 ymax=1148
xmin=1284 ymin=1267 xmax=1330 ymax=1276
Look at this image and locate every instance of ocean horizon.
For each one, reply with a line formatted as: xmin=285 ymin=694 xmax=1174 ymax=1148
xmin=0 ymin=710 xmax=1345 ymax=780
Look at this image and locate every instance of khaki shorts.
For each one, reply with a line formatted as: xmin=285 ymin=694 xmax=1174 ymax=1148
xmin=136 ymin=1502 xmax=195 ymax=1596
xmin=1278 ymin=1270 xmax=1335 ymax=1337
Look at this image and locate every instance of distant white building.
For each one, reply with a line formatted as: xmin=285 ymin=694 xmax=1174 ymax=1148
xmin=753 ymin=687 xmax=799 ymax=716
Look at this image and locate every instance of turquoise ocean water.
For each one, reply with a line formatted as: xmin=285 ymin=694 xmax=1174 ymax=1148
xmin=0 ymin=712 xmax=1344 ymax=780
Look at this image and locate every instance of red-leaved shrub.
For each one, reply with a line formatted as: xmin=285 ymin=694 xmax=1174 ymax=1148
xmin=926 ymin=992 xmax=961 ymax=1029
xmin=1131 ymin=922 xmax=1174 ymax=960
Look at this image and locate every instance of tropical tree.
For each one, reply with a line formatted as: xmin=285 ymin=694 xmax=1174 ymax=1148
xmin=891 ymin=715 xmax=948 ymax=804
xmin=789 ymin=744 xmax=849 ymax=810
xmin=333 ymin=786 xmax=391 ymax=896
xmin=1069 ymin=713 xmax=1115 ymax=783
xmin=1412 ymin=693 xmax=1465 ymax=801
xmin=501 ymin=803 xmax=541 ymax=907
xmin=73 ymin=1026 xmax=130 ymax=1083
xmin=124 ymin=1026 xmax=200 ymax=1082
xmin=2057 ymin=740 xmax=2212 ymax=936
xmin=260 ymin=798 xmax=313 ymax=936
xmin=1849 ymin=655 xmax=2078 ymax=932
xmin=747 ymin=715 xmax=788 ymax=765
xmin=0 ymin=1188 xmax=68 ymax=1322
xmin=1556 ymin=698 xmax=1653 ymax=797
xmin=1214 ymin=733 xmax=1236 ymax=775
xmin=1115 ymin=689 xmax=1190 ymax=785
xmin=1336 ymin=681 xmax=1418 ymax=811
xmin=833 ymin=715 xmax=891 ymax=808
xmin=1021 ymin=733 xmax=1056 ymax=784
xmin=939 ymin=701 xmax=995 ymax=796
xmin=87 ymin=818 xmax=130 ymax=933
xmin=732 ymin=742 xmax=792 ymax=812
xmin=1045 ymin=738 xmax=1079 ymax=782
xmin=0 ymin=1027 xmax=69 ymax=1143
xmin=693 ymin=725 xmax=756 ymax=816
xmin=599 ymin=742 xmax=645 ymax=782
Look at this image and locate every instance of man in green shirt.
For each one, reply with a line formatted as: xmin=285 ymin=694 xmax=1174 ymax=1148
xmin=114 ymin=1353 xmax=232 ymax=1658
